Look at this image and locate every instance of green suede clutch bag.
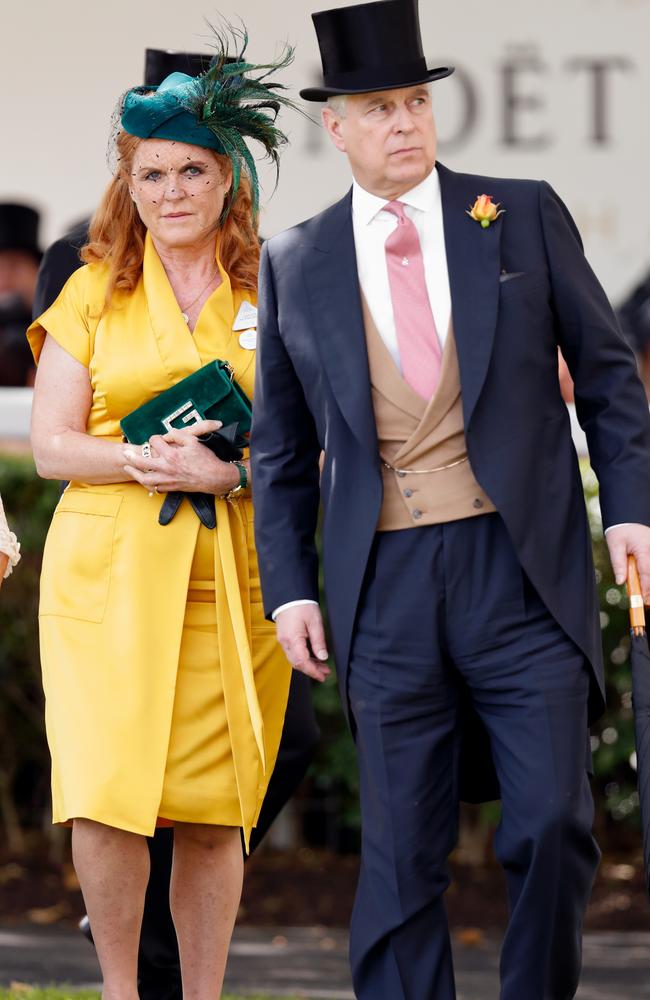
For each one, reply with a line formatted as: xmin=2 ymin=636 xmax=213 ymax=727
xmin=120 ymin=360 xmax=252 ymax=446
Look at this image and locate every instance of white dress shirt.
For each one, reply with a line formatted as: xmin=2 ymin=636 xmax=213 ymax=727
xmin=274 ymin=170 xmax=450 ymax=620
xmin=352 ymin=166 xmax=451 ymax=369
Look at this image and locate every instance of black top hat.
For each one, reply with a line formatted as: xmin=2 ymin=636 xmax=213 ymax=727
xmin=300 ymin=0 xmax=453 ymax=102
xmin=0 ymin=203 xmax=42 ymax=261
xmin=144 ymin=49 xmax=214 ymax=88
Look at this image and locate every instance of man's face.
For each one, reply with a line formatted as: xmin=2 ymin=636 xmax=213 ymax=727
xmin=321 ymin=85 xmax=437 ymax=199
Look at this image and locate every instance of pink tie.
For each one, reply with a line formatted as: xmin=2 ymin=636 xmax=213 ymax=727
xmin=384 ymin=200 xmax=442 ymax=399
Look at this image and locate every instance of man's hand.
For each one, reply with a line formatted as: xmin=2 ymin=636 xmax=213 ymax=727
xmin=275 ymin=604 xmax=331 ymax=682
xmin=606 ymin=523 xmax=650 ymax=604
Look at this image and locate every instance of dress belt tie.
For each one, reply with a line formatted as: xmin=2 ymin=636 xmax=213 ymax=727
xmin=213 ymin=497 xmax=266 ymax=851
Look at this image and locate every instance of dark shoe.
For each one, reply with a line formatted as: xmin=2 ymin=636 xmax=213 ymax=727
xmin=79 ymin=914 xmax=94 ymax=945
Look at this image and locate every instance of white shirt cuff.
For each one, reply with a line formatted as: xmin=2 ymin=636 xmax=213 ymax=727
xmin=271 ymin=599 xmax=319 ymax=621
xmin=604 ymin=523 xmax=635 ymax=535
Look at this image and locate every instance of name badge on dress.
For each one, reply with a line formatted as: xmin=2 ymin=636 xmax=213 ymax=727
xmin=233 ymin=300 xmax=258 ymax=331
xmin=238 ymin=329 xmax=257 ymax=350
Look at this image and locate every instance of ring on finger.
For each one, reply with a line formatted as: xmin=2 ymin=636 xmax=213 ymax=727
xmin=142 ymin=442 xmax=152 ymax=460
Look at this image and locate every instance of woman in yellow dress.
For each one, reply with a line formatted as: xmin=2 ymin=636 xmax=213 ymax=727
xmin=28 ymin=36 xmax=297 ymax=999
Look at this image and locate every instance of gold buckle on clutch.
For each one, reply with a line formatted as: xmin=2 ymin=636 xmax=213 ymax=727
xmin=162 ymin=399 xmax=202 ymax=433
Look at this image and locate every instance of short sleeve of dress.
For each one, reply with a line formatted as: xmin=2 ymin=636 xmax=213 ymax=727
xmin=27 ymin=264 xmax=103 ymax=368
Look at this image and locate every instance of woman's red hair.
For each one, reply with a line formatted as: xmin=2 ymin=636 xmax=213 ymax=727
xmin=82 ymin=131 xmax=260 ymax=306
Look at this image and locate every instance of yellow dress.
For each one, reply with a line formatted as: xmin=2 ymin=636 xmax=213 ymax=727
xmin=27 ymin=234 xmax=291 ymax=847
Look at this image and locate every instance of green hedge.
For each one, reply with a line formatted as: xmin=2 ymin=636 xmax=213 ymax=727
xmin=0 ymin=456 xmax=58 ymax=845
xmin=0 ymin=455 xmax=641 ymax=847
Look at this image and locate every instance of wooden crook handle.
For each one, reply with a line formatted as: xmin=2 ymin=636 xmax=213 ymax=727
xmin=626 ymin=554 xmax=646 ymax=632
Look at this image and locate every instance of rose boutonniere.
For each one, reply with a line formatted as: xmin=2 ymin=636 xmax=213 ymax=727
xmin=466 ymin=194 xmax=505 ymax=229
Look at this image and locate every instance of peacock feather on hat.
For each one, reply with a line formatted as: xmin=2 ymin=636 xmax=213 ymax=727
xmin=120 ymin=23 xmax=305 ymax=219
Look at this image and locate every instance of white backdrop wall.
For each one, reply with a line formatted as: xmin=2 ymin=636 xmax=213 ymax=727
xmin=1 ymin=0 xmax=647 ymax=302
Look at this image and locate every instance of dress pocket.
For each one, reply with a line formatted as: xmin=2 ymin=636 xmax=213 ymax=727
xmin=40 ymin=490 xmax=123 ymax=623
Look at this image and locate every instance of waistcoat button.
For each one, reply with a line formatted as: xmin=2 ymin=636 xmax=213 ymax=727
xmin=396 ymin=470 xmax=407 ymax=478
xmin=473 ymin=498 xmax=484 ymax=509
xmin=413 ymin=509 xmax=423 ymax=520
xmin=404 ymin=488 xmax=413 ymax=498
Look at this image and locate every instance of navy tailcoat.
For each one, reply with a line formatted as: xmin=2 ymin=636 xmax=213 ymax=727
xmin=251 ymin=163 xmax=650 ymax=797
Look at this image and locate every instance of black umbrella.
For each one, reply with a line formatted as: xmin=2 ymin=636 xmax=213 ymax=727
xmin=627 ymin=555 xmax=650 ymax=898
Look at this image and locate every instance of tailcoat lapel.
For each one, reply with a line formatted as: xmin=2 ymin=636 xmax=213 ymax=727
xmin=437 ymin=162 xmax=502 ymax=428
xmin=302 ymin=192 xmax=378 ymax=456
xmin=302 ymin=169 xmax=503 ymax=448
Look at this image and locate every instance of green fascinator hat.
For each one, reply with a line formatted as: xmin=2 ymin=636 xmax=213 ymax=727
xmin=120 ymin=27 xmax=300 ymax=218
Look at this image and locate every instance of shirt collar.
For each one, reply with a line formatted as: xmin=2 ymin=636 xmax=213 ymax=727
xmin=352 ymin=166 xmax=440 ymax=226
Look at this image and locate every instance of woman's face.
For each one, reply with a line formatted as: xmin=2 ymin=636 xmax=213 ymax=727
xmin=128 ymin=139 xmax=232 ymax=250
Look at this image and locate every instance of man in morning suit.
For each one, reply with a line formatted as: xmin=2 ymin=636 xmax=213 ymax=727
xmin=251 ymin=1 xmax=650 ymax=997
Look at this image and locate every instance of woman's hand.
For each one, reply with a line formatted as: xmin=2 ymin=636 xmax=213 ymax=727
xmin=123 ymin=420 xmax=241 ymax=496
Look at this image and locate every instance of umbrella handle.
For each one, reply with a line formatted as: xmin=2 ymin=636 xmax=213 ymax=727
xmin=626 ymin=554 xmax=646 ymax=634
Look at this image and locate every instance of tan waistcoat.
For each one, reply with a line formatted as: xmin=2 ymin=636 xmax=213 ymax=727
xmin=362 ymin=298 xmax=496 ymax=531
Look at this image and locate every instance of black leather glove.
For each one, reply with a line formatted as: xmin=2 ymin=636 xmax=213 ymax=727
xmin=158 ymin=423 xmax=244 ymax=529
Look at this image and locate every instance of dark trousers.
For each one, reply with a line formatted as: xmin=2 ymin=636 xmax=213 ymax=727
xmin=134 ymin=670 xmax=319 ymax=1000
xmin=347 ymin=514 xmax=600 ymax=1000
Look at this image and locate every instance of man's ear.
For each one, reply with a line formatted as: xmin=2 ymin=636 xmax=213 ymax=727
xmin=321 ymin=107 xmax=347 ymax=153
